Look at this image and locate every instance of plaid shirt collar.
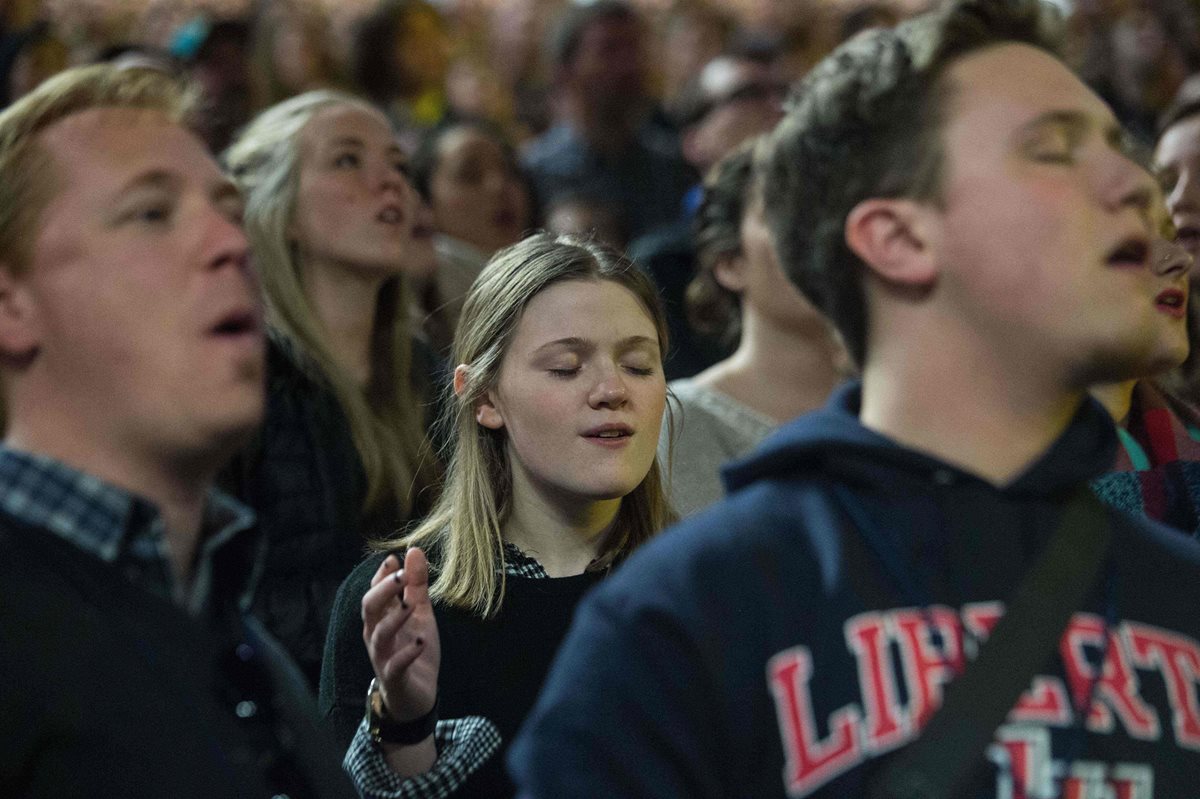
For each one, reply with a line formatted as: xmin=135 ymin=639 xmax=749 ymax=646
xmin=0 ymin=446 xmax=255 ymax=613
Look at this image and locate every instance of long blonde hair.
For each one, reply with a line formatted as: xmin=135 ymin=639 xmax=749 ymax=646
xmin=396 ymin=233 xmax=675 ymax=617
xmin=223 ymin=90 xmax=436 ymax=517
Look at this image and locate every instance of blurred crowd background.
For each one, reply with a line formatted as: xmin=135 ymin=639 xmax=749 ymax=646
xmin=4 ymin=0 xmax=1200 ymax=343
xmin=6 ymin=0 xmax=1199 ymax=154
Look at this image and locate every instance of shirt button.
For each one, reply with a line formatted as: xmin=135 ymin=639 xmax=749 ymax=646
xmin=236 ymin=700 xmax=258 ymax=718
xmin=933 ymin=469 xmax=954 ymax=486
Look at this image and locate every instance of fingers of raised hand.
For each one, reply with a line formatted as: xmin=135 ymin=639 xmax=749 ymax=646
xmin=369 ymin=553 xmax=402 ymax=589
xmin=381 ymin=634 xmax=427 ymax=686
xmin=402 ymin=547 xmax=431 ymax=606
xmin=369 ymin=592 xmax=417 ymax=658
xmin=362 ymin=561 xmax=407 ymax=633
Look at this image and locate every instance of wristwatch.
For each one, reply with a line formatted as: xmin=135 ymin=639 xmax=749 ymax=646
xmin=365 ymin=677 xmax=439 ymax=746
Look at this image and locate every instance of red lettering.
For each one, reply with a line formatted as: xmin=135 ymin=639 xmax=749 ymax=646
xmin=893 ymin=607 xmax=964 ymax=728
xmin=1061 ymin=615 xmax=1158 ymax=739
xmin=991 ymin=725 xmax=1054 ymax=799
xmin=1126 ymin=622 xmax=1200 ymax=750
xmin=845 ymin=613 xmax=909 ymax=752
xmin=768 ymin=647 xmax=863 ymax=797
xmin=1062 ymin=762 xmax=1153 ymax=799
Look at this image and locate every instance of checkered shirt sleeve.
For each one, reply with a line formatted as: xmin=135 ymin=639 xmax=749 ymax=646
xmin=344 ymin=715 xmax=501 ymax=799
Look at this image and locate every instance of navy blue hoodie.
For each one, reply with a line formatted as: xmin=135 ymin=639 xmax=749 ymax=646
xmin=509 ymin=383 xmax=1200 ymax=798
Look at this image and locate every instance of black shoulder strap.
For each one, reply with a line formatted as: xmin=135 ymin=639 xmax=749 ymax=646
xmin=871 ymin=486 xmax=1112 ymax=799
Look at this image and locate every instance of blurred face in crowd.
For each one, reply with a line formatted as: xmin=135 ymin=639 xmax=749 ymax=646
xmin=1140 ymin=207 xmax=1193 ymax=375
xmin=567 ymin=15 xmax=646 ymax=111
xmin=685 ymin=57 xmax=787 ymax=174
xmin=429 ymin=124 xmax=529 ymax=254
xmin=1155 ymin=113 xmax=1200 ymax=274
xmin=393 ymin=7 xmax=450 ymax=92
xmin=5 ymin=107 xmax=263 ymax=465
xmin=475 ymin=279 xmax=666 ymax=508
xmin=291 ymin=102 xmax=435 ymax=283
xmin=915 ymin=44 xmax=1159 ymax=386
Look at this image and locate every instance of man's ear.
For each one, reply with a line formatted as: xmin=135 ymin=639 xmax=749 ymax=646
xmin=712 ymin=252 xmax=748 ymax=293
xmin=0 ymin=265 xmax=40 ymax=360
xmin=844 ymin=198 xmax=938 ymax=288
xmin=454 ymin=364 xmax=504 ymax=430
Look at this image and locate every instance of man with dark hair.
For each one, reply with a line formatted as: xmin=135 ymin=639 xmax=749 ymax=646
xmin=510 ymin=1 xmax=1200 ymax=796
xmin=629 ymin=47 xmax=787 ymax=379
xmin=0 ymin=63 xmax=353 ymax=797
xmin=522 ymin=0 xmax=693 ymax=241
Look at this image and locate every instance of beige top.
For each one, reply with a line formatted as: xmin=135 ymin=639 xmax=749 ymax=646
xmin=658 ymin=378 xmax=777 ymax=518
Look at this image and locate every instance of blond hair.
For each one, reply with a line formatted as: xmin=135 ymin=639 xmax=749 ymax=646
xmin=0 ymin=63 xmax=192 ymax=274
xmin=396 ymin=233 xmax=676 ymax=617
xmin=224 ymin=90 xmax=436 ymax=517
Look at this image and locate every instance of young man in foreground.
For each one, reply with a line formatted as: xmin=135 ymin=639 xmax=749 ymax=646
xmin=509 ymin=1 xmax=1200 ymax=796
xmin=0 ymin=64 xmax=352 ymax=797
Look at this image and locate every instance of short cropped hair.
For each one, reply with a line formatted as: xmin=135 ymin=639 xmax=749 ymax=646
xmin=0 ymin=63 xmax=191 ymax=273
xmin=760 ymin=0 xmax=1060 ymax=366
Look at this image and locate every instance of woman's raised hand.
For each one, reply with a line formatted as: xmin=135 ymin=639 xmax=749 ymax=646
xmin=362 ymin=547 xmax=440 ymax=732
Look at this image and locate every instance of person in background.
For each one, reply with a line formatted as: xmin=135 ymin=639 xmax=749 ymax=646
xmin=222 ymin=89 xmax=440 ymax=687
xmin=171 ymin=17 xmax=254 ymax=154
xmin=661 ymin=140 xmax=850 ymax=516
xmin=350 ymin=0 xmax=452 ymax=150
xmin=321 ymin=234 xmax=674 ymax=798
xmin=1092 ymin=203 xmax=1200 ymax=535
xmin=629 ymin=46 xmax=786 ymax=379
xmin=657 ymin=0 xmax=734 ymax=119
xmin=522 ymin=0 xmax=693 ymax=242
xmin=510 ymin=1 xmax=1200 ymax=795
xmin=1155 ymin=89 xmax=1200 ymax=403
xmin=409 ymin=118 xmax=534 ymax=343
xmin=0 ymin=19 xmax=69 ymax=108
xmin=543 ymin=191 xmax=626 ymax=250
xmin=0 ymin=63 xmax=353 ymax=798
xmin=251 ymin=0 xmax=342 ymax=106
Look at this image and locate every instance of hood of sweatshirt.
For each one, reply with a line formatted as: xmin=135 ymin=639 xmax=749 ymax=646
xmin=723 ymin=382 xmax=1119 ymax=500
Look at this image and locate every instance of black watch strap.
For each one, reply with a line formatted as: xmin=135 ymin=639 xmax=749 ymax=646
xmin=366 ymin=678 xmax=439 ymax=746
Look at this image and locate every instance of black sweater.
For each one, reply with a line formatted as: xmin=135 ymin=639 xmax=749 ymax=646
xmin=320 ymin=551 xmax=603 ymax=797
xmin=0 ymin=515 xmax=355 ymax=799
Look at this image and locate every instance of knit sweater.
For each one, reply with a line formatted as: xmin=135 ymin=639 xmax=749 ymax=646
xmin=321 ymin=550 xmax=604 ymax=798
xmin=0 ymin=513 xmax=355 ymax=799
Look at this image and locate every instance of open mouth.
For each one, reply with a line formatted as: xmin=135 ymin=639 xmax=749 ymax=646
xmin=1107 ymin=237 xmax=1150 ymax=268
xmin=377 ymin=206 xmax=404 ymax=226
xmin=1155 ymin=288 xmax=1187 ymax=316
xmin=210 ymin=310 xmax=259 ymax=338
xmin=584 ymin=423 xmax=633 ymax=441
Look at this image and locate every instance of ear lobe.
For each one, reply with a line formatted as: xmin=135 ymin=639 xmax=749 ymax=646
xmin=0 ymin=266 xmax=41 ymax=361
xmin=455 ymin=364 xmax=505 ymax=430
xmin=712 ymin=252 xmax=748 ymax=293
xmin=845 ymin=199 xmax=937 ymax=287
